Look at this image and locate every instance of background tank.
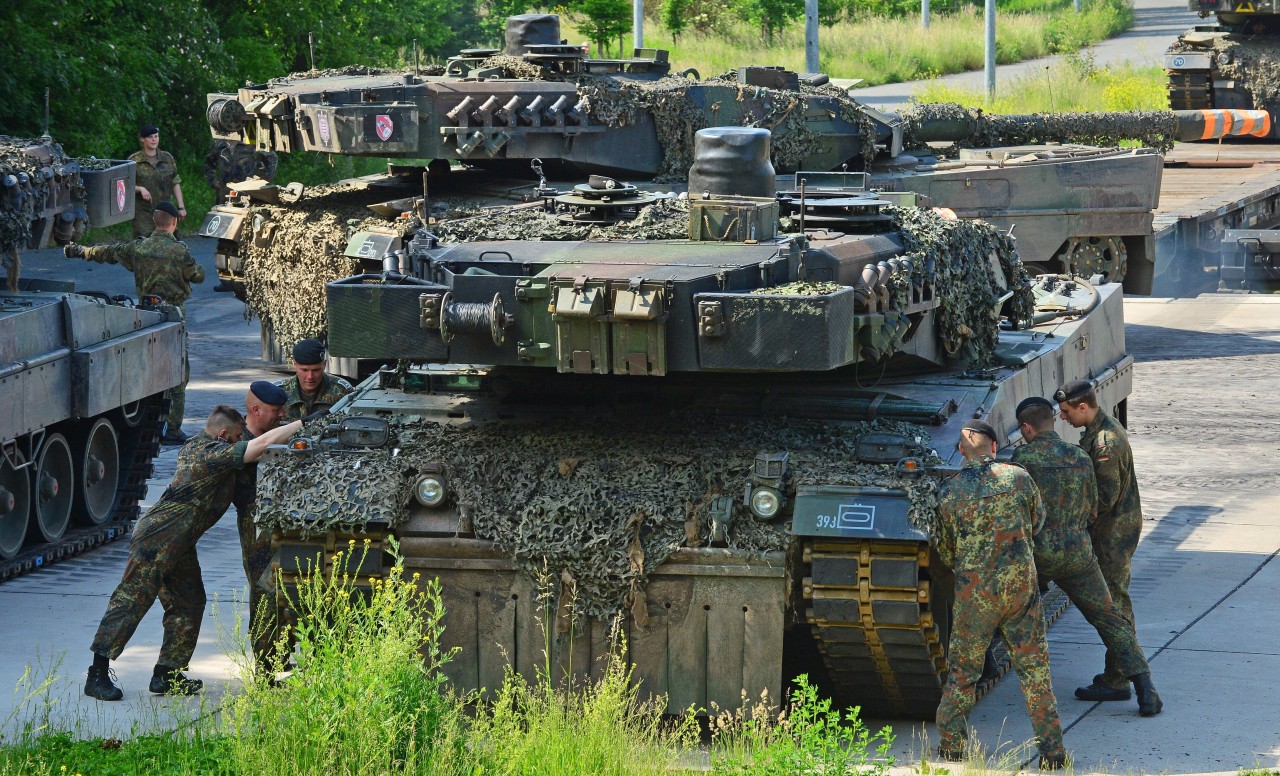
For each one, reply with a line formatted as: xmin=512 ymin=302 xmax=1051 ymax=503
xmin=0 ymin=289 xmax=186 ymax=577
xmin=1167 ymin=0 xmax=1280 ymax=135
xmin=249 ymin=128 xmax=1135 ymax=719
xmin=199 ymin=14 xmax=1242 ymax=374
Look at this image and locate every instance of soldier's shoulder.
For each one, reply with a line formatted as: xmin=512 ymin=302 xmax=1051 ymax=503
xmin=330 ymin=374 xmax=354 ymax=391
xmin=158 ymin=150 xmax=177 ymax=164
xmin=127 ymin=150 xmax=146 ymax=163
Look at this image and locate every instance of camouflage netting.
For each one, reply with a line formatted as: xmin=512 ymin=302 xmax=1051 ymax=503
xmin=1190 ymin=37 xmax=1280 ymax=110
xmin=269 ymin=63 xmax=445 ymax=85
xmin=478 ymin=55 xmax=550 ymax=80
xmin=240 ymin=182 xmax=414 ymax=353
xmin=580 ymin=73 xmax=878 ymax=181
xmin=257 ymin=413 xmax=938 ymax=618
xmin=900 ymin=103 xmax=1179 ymax=154
xmin=435 ymin=196 xmax=690 ymax=242
xmin=0 ymin=136 xmax=80 ymax=252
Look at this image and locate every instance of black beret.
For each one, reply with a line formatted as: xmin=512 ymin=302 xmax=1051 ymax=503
xmin=139 ymin=124 xmax=159 ymax=137
xmin=250 ymin=380 xmax=287 ymax=406
xmin=153 ymin=201 xmax=180 ymax=218
xmin=292 ymin=338 xmax=326 ymax=365
xmin=1016 ymin=396 xmax=1054 ymax=416
xmin=1054 ymin=379 xmax=1093 ymax=404
xmin=961 ymin=419 xmax=998 ymax=441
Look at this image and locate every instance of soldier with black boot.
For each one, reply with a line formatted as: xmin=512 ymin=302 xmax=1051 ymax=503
xmin=1013 ymin=396 xmax=1163 ymax=716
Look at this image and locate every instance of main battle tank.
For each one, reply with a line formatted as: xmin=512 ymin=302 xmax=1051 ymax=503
xmin=200 ymin=13 xmax=1260 ymax=372
xmin=1167 ymin=0 xmax=1280 ymax=133
xmin=251 ymin=127 xmax=1134 ymax=719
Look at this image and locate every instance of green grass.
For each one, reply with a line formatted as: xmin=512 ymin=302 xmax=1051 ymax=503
xmin=915 ymin=54 xmax=1169 ymax=111
xmin=563 ymin=0 xmax=1132 ymax=86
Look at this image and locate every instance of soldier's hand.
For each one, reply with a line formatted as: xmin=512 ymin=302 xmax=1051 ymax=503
xmin=63 ymin=243 xmax=85 ymax=259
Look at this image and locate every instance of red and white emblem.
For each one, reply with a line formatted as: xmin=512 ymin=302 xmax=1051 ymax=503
xmin=375 ymin=114 xmax=394 ymax=141
xmin=115 ymin=178 xmax=127 ymax=212
xmin=317 ymin=112 xmax=331 ymax=144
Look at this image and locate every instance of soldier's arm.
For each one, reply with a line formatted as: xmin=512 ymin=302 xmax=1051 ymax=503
xmin=1084 ymin=462 xmax=1100 ymax=528
xmin=244 ymin=420 xmax=304 ymax=462
xmin=1027 ymin=476 xmax=1046 ymax=534
xmin=203 ymin=147 xmax=220 ymax=189
xmin=259 ymin=151 xmax=279 ymax=182
xmin=183 ymin=249 xmax=206 ymax=284
xmin=1092 ymin=433 xmax=1123 ymax=516
xmin=81 ymin=241 xmax=137 ymax=270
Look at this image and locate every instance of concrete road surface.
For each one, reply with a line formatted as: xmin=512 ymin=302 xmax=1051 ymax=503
xmin=1 ymin=241 xmax=1279 ymax=773
xmin=846 ymin=0 xmax=1201 ymax=110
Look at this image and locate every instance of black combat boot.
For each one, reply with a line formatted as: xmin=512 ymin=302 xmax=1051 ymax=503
xmin=937 ymin=746 xmax=965 ymax=762
xmin=1075 ymin=672 xmax=1131 ymax=701
xmin=1131 ymin=672 xmax=1163 ymax=717
xmin=1039 ymin=749 xmax=1067 ymax=770
xmin=149 ymin=665 xmax=204 ymax=696
xmin=84 ymin=664 xmax=123 ymax=701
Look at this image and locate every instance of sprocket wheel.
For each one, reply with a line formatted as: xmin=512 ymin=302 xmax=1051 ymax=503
xmin=1065 ymin=237 xmax=1127 ymax=283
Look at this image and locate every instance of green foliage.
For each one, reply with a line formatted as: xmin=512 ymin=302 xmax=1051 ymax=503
xmin=739 ymin=0 xmax=806 ymax=43
xmin=664 ymin=0 xmax=695 ymax=42
xmin=914 ymin=59 xmax=1167 ymax=112
xmin=709 ymin=675 xmax=895 ymax=775
xmin=567 ymin=0 xmax=634 ymax=56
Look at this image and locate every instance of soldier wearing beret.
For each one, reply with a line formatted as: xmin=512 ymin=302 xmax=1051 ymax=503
xmin=84 ymin=406 xmax=302 ymax=701
xmin=234 ymin=381 xmax=290 ymax=673
xmin=64 ymin=201 xmax=205 ymax=444
xmin=1054 ymin=378 xmax=1148 ymax=703
xmin=933 ymin=419 xmax=1066 ymax=769
xmin=1013 ymin=397 xmax=1162 ymax=716
xmin=130 ymin=124 xmax=185 ymax=238
xmin=276 ymin=338 xmax=353 ymax=422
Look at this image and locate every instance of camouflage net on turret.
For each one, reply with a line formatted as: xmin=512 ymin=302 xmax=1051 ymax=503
xmin=436 ymin=196 xmax=691 ymax=242
xmin=239 ymin=182 xmax=414 ymax=354
xmin=900 ymin=103 xmax=1179 ymax=154
xmin=1176 ymin=36 xmax=1280 ymax=112
xmin=257 ymin=413 xmax=938 ymax=618
xmin=0 ymin=136 xmax=80 ymax=253
xmin=269 ymin=63 xmax=445 ymax=85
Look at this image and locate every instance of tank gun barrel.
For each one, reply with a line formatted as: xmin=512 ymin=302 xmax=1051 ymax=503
xmin=904 ymin=106 xmax=1272 ymax=151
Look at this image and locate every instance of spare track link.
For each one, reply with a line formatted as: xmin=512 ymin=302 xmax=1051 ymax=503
xmin=0 ymin=395 xmax=165 ymax=584
xmin=1167 ymin=71 xmax=1213 ymax=112
xmin=803 ymin=538 xmax=946 ymax=719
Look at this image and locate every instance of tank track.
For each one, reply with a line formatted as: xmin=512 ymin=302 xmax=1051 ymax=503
xmin=1167 ymin=71 xmax=1213 ymax=111
xmin=0 ymin=394 xmax=166 ymax=584
xmin=802 ymin=538 xmax=1075 ymax=719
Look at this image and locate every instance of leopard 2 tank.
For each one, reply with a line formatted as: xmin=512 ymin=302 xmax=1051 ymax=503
xmin=251 ymin=127 xmax=1134 ymax=719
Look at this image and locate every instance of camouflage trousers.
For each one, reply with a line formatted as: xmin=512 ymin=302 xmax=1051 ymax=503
xmin=166 ymin=305 xmax=188 ymax=436
xmin=3 ymin=246 xmax=17 ymax=292
xmin=937 ymin=573 xmax=1064 ymax=758
xmin=91 ymin=512 xmax=207 ymax=667
xmin=237 ymin=506 xmax=289 ymax=668
xmin=1090 ymin=508 xmax=1142 ymax=688
xmin=1040 ymin=554 xmax=1149 ymax=680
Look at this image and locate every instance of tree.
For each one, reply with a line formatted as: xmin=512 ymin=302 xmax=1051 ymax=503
xmin=663 ymin=0 xmax=694 ymax=42
xmin=569 ymin=0 xmax=633 ymax=57
xmin=739 ymin=0 xmax=805 ymax=43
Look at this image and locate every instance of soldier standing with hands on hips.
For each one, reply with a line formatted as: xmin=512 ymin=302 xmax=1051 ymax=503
xmin=1012 ymin=396 xmax=1162 ymax=716
xmin=64 ymin=201 xmax=204 ymax=444
xmin=1054 ymin=378 xmax=1150 ymax=703
xmin=933 ymin=419 xmax=1066 ymax=770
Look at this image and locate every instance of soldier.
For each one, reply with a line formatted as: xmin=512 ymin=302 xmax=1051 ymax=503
xmin=203 ymin=139 xmax=278 ymax=202
xmin=235 ymin=381 xmax=289 ymax=674
xmin=130 ymin=124 xmax=186 ymax=238
xmin=84 ymin=406 xmax=303 ymax=701
xmin=65 ymin=201 xmax=204 ymax=445
xmin=1054 ymin=378 xmax=1148 ymax=703
xmin=277 ymin=338 xmax=353 ymax=422
xmin=933 ymin=419 xmax=1066 ymax=769
xmin=1012 ymin=397 xmax=1163 ymax=716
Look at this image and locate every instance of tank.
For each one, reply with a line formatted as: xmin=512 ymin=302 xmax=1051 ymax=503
xmin=199 ymin=14 xmax=1259 ymax=372
xmin=1166 ymin=0 xmax=1280 ymax=135
xmin=249 ymin=128 xmax=1135 ymax=720
xmin=0 ymin=289 xmax=186 ymax=578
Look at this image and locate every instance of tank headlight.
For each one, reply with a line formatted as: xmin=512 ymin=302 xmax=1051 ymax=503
xmin=414 ymin=474 xmax=447 ymax=507
xmin=749 ymin=487 xmax=783 ymax=520
xmin=1217 ymin=51 xmax=1232 ymax=66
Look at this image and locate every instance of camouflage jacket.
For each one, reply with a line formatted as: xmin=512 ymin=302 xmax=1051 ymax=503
xmin=277 ymin=373 xmax=354 ymax=421
xmin=935 ymin=456 xmax=1045 ymax=584
xmin=1079 ymin=411 xmax=1142 ymax=523
xmin=81 ymin=231 xmax=204 ymax=305
xmin=1011 ymin=431 xmax=1098 ymax=577
xmin=129 ymin=150 xmax=181 ymax=213
xmin=232 ymin=427 xmax=260 ymax=518
xmin=203 ymin=141 xmax=278 ymax=189
xmin=134 ymin=432 xmax=249 ymax=541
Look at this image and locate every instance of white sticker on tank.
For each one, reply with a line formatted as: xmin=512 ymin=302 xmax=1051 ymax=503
xmin=837 ymin=503 xmax=876 ymax=530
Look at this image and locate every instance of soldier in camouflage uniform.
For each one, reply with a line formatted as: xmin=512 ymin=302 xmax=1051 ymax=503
xmin=84 ymin=406 xmax=303 ymax=701
xmin=933 ymin=419 xmax=1066 ymax=769
xmin=130 ymin=124 xmax=186 ymax=237
xmin=235 ymin=381 xmax=290 ymax=673
xmin=276 ymin=338 xmax=353 ymax=422
xmin=1055 ymin=379 xmax=1151 ymax=703
xmin=65 ymin=202 xmax=204 ymax=444
xmin=203 ymin=139 xmax=278 ymax=202
xmin=1013 ymin=397 xmax=1162 ymax=716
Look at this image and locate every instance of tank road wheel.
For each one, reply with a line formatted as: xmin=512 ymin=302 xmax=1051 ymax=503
xmin=1065 ymin=237 xmax=1128 ymax=283
xmin=33 ymin=434 xmax=74 ymax=543
xmin=0 ymin=451 xmax=31 ymax=560
xmin=115 ymin=400 xmax=145 ymax=429
xmin=75 ymin=419 xmax=120 ymax=527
